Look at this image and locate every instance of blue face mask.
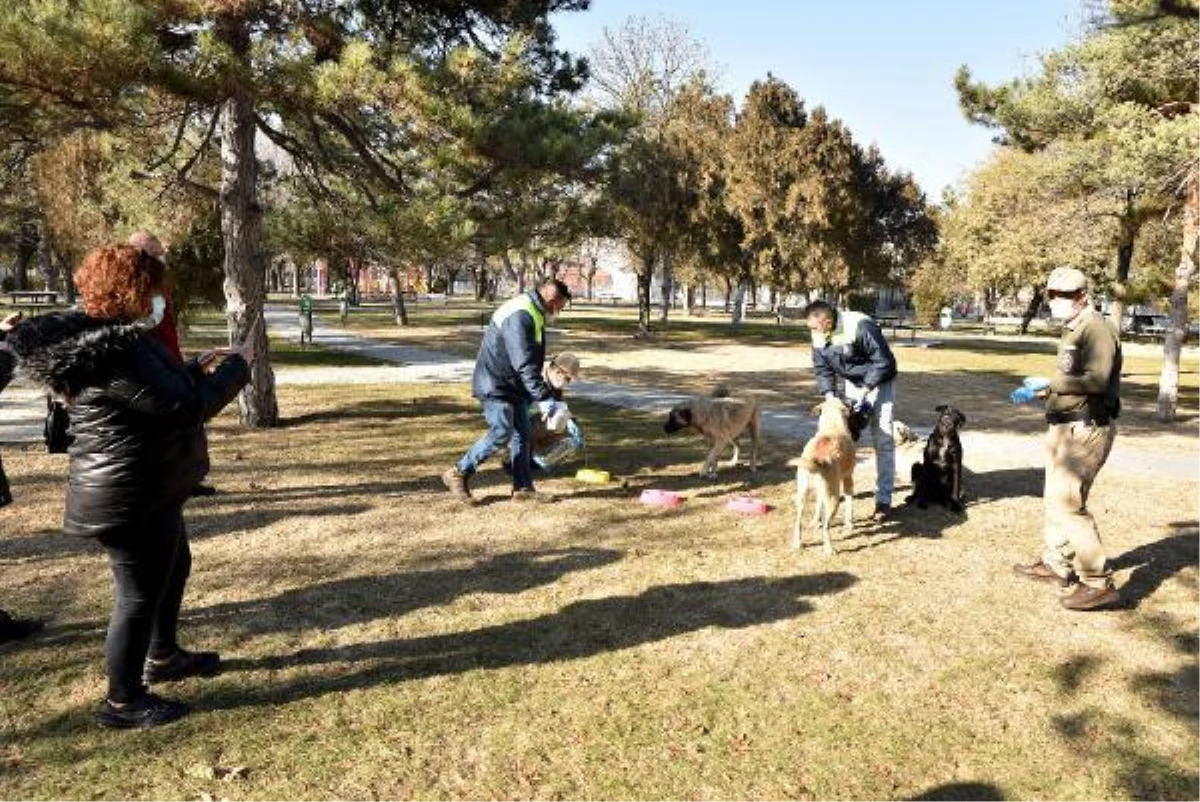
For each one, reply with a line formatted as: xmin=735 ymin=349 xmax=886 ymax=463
xmin=149 ymin=294 xmax=167 ymax=325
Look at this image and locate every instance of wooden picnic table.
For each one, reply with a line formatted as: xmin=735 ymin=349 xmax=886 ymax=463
xmin=877 ymin=315 xmax=918 ymax=342
xmin=4 ymin=291 xmax=61 ymax=314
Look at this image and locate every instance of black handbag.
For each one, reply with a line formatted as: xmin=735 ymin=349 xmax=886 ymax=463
xmin=44 ymin=396 xmax=72 ymax=454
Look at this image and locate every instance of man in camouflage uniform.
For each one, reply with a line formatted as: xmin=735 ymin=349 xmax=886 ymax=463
xmin=1013 ymin=267 xmax=1122 ymax=611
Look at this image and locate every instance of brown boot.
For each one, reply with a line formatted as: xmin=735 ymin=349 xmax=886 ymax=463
xmin=1060 ymin=582 xmax=1119 ymax=611
xmin=441 ymin=467 xmax=475 ymax=503
xmin=1012 ymin=559 xmax=1073 ymax=588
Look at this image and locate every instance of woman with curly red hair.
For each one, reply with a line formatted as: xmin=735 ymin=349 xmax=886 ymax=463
xmin=8 ymin=243 xmax=254 ymax=729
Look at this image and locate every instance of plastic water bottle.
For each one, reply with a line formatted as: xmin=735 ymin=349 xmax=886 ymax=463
xmin=547 ymin=403 xmax=571 ymax=433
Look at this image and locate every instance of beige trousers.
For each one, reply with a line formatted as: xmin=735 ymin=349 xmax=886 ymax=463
xmin=1042 ymin=421 xmax=1117 ymax=588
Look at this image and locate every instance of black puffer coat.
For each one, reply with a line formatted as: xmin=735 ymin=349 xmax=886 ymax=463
xmin=8 ymin=312 xmax=249 ymax=538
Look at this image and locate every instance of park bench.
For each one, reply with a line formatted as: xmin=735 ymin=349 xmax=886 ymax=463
xmin=983 ymin=315 xmax=1028 ymax=335
xmin=593 ymin=291 xmax=621 ymax=305
xmin=877 ymin=315 xmax=919 ymax=342
xmin=4 ymin=290 xmax=60 ymax=312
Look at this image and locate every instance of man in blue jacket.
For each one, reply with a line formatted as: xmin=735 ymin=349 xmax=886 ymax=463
xmin=443 ymin=279 xmax=571 ymax=503
xmin=804 ymin=300 xmax=899 ymax=520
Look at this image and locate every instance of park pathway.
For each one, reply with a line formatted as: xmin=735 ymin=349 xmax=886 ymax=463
xmin=1 ymin=304 xmax=1195 ymax=481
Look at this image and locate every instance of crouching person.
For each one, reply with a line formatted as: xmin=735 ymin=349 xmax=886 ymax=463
xmin=502 ymin=353 xmax=584 ymax=474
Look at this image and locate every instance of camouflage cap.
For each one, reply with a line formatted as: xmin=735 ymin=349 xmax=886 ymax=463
xmin=1047 ymin=267 xmax=1089 ymax=293
xmin=550 ymin=352 xmax=580 ymax=379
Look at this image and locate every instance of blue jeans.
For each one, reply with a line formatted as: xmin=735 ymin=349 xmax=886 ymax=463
xmin=457 ymin=398 xmax=534 ymax=491
xmin=844 ymin=380 xmax=896 ymax=506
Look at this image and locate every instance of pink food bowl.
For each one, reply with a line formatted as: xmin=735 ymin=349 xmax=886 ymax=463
xmin=639 ymin=489 xmax=685 ymax=508
xmin=725 ymin=496 xmax=770 ymax=515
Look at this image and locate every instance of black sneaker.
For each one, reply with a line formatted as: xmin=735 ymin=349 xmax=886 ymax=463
xmin=143 ymin=649 xmax=221 ymax=684
xmin=871 ymin=502 xmax=891 ymax=522
xmin=96 ymin=693 xmax=189 ymax=729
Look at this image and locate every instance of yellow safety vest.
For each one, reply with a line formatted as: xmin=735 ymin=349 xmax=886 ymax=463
xmin=492 ymin=293 xmax=544 ymax=343
xmin=816 ymin=309 xmax=868 ymax=349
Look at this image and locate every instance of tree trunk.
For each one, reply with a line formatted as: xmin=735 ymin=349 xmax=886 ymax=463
xmin=685 ymin=284 xmax=696 ymax=316
xmin=722 ymin=276 xmax=732 ymax=313
xmin=701 ymin=279 xmax=707 ymax=309
xmin=36 ymin=222 xmax=59 ymax=292
xmin=1018 ymin=287 xmax=1044 ymax=335
xmin=636 ymin=257 xmax=653 ymax=335
xmin=731 ymin=282 xmax=747 ymax=326
xmin=13 ymin=221 xmax=36 ymax=290
xmin=659 ymin=251 xmax=672 ymax=324
xmin=1109 ymin=196 xmax=1142 ymax=341
xmin=445 ymin=268 xmax=458 ymax=296
xmin=1157 ymin=166 xmax=1199 ymax=422
xmin=388 ymin=266 xmax=410 ymax=327
xmin=217 ymin=17 xmax=277 ymax=427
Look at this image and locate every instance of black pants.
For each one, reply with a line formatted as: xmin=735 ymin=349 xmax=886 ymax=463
xmin=97 ymin=505 xmax=191 ymax=703
xmin=0 ymin=453 xmax=11 ymax=507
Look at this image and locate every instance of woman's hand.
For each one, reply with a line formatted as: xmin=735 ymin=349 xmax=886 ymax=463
xmin=0 ymin=311 xmax=23 ymax=332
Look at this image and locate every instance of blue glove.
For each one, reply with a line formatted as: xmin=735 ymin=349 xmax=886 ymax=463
xmin=1010 ymin=376 xmax=1050 ymax=405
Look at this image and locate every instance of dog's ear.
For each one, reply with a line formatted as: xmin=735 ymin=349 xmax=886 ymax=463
xmin=955 ymin=410 xmax=967 ymax=427
xmin=811 ymin=402 xmax=824 ymax=416
xmin=935 ymin=404 xmax=948 ymax=413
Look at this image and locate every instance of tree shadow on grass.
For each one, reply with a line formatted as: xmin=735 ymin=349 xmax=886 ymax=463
xmin=958 ymin=466 xmax=1044 ymax=504
xmin=1109 ymin=523 xmax=1199 ymax=609
xmin=186 ymin=502 xmax=375 ymax=541
xmin=0 ymin=529 xmax=93 ymax=562
xmin=907 ymin=782 xmax=1006 ymax=800
xmin=1049 ymin=530 xmax=1200 ymax=800
xmin=183 ymin=547 xmax=624 ymax=635
xmin=280 ymin=396 xmax=470 ymax=427
xmin=201 ymin=571 xmax=856 ymax=712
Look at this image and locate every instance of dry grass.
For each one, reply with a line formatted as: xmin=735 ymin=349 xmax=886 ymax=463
xmin=1 ymin=366 xmax=1196 ymax=799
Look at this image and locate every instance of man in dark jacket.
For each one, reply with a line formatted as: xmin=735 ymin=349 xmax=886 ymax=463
xmin=128 ymin=231 xmax=218 ymax=498
xmin=443 ymin=279 xmax=571 ymax=503
xmin=0 ymin=311 xmax=19 ymax=507
xmin=1013 ymin=267 xmax=1122 ymax=611
xmin=805 ymin=300 xmax=899 ymax=520
xmin=0 ymin=310 xmax=43 ymax=643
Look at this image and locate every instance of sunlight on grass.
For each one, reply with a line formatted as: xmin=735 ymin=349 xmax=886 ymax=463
xmin=0 ymin=379 xmax=1195 ymax=800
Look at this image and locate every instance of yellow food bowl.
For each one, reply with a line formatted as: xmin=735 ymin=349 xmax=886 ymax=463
xmin=575 ymin=468 xmax=611 ymax=484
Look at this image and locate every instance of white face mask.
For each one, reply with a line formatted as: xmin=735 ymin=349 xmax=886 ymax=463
xmin=1048 ymin=298 xmax=1077 ymax=320
xmin=149 ymin=294 xmax=167 ymax=325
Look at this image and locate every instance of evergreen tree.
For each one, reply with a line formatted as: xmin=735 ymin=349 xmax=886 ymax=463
xmin=0 ymin=0 xmax=598 ymax=425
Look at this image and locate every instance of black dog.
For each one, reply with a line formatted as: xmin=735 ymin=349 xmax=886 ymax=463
xmin=906 ymin=404 xmax=966 ymax=512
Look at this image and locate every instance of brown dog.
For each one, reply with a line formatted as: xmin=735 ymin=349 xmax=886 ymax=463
xmin=789 ymin=397 xmax=856 ymax=555
xmin=663 ymin=389 xmax=762 ymax=478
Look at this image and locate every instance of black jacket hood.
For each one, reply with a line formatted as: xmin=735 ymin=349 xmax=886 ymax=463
xmin=7 ymin=311 xmax=148 ymax=397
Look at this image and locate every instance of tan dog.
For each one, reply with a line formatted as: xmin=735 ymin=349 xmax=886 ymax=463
xmin=663 ymin=389 xmax=762 ymax=478
xmin=789 ymin=397 xmax=856 ymax=554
